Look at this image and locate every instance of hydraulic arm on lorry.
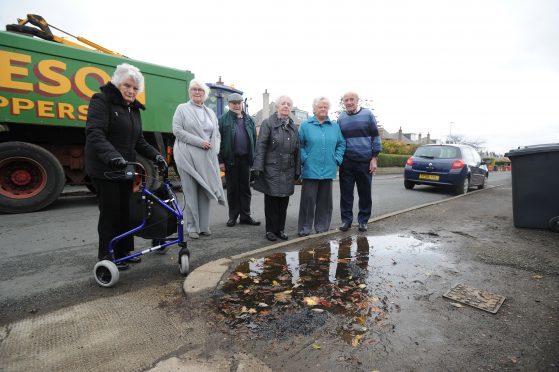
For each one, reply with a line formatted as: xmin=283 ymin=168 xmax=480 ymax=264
xmin=6 ymin=14 xmax=125 ymax=56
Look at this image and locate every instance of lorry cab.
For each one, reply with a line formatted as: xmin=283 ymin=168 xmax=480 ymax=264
xmin=206 ymin=79 xmax=246 ymax=118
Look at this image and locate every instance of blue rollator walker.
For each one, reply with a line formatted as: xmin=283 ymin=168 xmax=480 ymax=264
xmin=93 ymin=162 xmax=190 ymax=287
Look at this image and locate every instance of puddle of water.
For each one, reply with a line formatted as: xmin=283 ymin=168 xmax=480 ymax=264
xmin=216 ymin=234 xmax=442 ymax=345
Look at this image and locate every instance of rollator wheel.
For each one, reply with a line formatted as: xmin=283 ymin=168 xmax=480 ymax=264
xmin=94 ymin=260 xmax=120 ymax=287
xmin=549 ymin=216 xmax=559 ymax=233
xmin=178 ymin=246 xmax=190 ymax=275
xmin=152 ymin=239 xmax=168 ymax=255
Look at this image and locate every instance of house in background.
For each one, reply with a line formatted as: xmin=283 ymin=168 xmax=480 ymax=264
xmin=252 ymin=90 xmax=309 ymax=133
xmin=380 ymin=125 xmax=440 ymax=145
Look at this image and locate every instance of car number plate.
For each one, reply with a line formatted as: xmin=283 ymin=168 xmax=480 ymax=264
xmin=419 ymin=174 xmax=439 ymax=181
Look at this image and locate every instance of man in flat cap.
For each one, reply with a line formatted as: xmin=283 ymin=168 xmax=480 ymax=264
xmin=218 ymin=93 xmax=260 ymax=227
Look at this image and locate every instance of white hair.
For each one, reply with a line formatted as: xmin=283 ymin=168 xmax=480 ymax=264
xmin=111 ymin=63 xmax=144 ymax=93
xmin=312 ymin=96 xmax=330 ymax=113
xmin=275 ymin=95 xmax=293 ymax=109
xmin=188 ymin=79 xmax=211 ymax=102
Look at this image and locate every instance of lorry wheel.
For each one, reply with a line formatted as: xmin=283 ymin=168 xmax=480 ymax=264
xmin=135 ymin=154 xmax=160 ymax=192
xmin=0 ymin=142 xmax=65 ymax=213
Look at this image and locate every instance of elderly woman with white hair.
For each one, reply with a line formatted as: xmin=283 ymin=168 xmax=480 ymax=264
xmin=252 ymin=95 xmax=300 ymax=241
xmin=172 ymin=79 xmax=225 ymax=239
xmin=85 ymin=63 xmax=167 ymax=270
xmin=297 ymin=97 xmax=345 ymax=237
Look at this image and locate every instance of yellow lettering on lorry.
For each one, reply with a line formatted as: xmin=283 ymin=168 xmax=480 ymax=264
xmin=36 ymin=60 xmax=71 ymax=96
xmin=37 ymin=100 xmax=56 ymax=118
xmin=57 ymin=102 xmax=75 ymax=119
xmin=11 ymin=98 xmax=34 ymax=114
xmin=78 ymin=105 xmax=88 ymax=121
xmin=0 ymin=95 xmax=8 ymax=108
xmin=73 ymin=67 xmax=110 ymax=100
xmin=0 ymin=51 xmax=33 ymax=92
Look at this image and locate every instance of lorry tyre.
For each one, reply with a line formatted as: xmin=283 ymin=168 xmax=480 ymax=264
xmin=0 ymin=141 xmax=65 ymax=213
xmin=135 ymin=153 xmax=160 ymax=192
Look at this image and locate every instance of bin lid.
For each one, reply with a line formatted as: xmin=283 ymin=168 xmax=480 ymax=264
xmin=505 ymin=143 xmax=559 ymax=158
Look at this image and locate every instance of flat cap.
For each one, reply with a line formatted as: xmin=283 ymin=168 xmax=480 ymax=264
xmin=227 ymin=93 xmax=243 ymax=102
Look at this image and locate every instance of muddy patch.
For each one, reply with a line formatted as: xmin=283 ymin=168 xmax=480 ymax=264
xmin=212 ymin=234 xmax=443 ymax=345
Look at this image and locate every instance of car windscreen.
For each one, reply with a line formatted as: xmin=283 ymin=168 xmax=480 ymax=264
xmin=414 ymin=146 xmax=460 ymax=159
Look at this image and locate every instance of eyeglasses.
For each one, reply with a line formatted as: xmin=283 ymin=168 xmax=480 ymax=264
xmin=190 ymin=88 xmax=204 ymax=92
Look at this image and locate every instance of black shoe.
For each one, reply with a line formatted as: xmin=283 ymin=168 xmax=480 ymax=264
xmin=127 ymin=256 xmax=141 ymax=263
xmin=116 ymin=261 xmax=129 ymax=271
xmin=339 ymin=222 xmax=351 ymax=232
xmin=298 ymin=232 xmax=309 ymax=237
xmin=226 ymin=218 xmax=236 ymax=227
xmin=358 ymin=223 xmax=368 ymax=232
xmin=277 ymin=231 xmax=288 ymax=240
xmin=266 ymin=232 xmax=277 ymax=241
xmin=240 ymin=217 xmax=261 ymax=226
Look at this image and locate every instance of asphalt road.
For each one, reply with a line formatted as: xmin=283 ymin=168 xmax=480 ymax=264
xmin=0 ymin=171 xmax=511 ymax=324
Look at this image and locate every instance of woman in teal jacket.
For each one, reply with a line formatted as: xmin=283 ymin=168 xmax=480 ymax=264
xmin=297 ymin=97 xmax=345 ymax=236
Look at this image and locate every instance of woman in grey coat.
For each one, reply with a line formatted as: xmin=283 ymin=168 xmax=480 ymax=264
xmin=252 ymin=96 xmax=300 ymax=241
xmin=172 ymin=79 xmax=225 ymax=239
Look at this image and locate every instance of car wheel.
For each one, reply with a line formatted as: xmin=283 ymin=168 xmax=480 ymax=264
xmin=478 ymin=175 xmax=488 ymax=190
xmin=404 ymin=180 xmax=415 ymax=190
xmin=454 ymin=176 xmax=469 ymax=195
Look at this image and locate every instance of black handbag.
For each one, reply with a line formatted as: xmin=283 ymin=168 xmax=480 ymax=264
xmin=129 ymin=186 xmax=177 ymax=239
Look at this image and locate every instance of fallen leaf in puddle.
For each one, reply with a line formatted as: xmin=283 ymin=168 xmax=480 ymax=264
xmin=358 ymin=284 xmax=366 ymax=289
xmin=532 ymin=275 xmax=543 ymax=279
xmin=258 ymin=302 xmax=269 ymax=307
xmin=351 ymin=334 xmax=363 ymax=347
xmin=304 ymin=296 xmax=320 ymax=306
xmin=236 ymin=272 xmax=248 ymax=279
xmin=274 ymin=291 xmax=292 ymax=303
xmin=511 ymin=357 xmax=517 ymax=364
xmin=312 ymin=308 xmax=325 ymax=313
xmin=319 ymin=299 xmax=332 ymax=308
xmin=248 ymin=308 xmax=257 ymax=314
xmin=253 ymin=278 xmax=260 ymax=284
xmin=272 ymin=280 xmax=281 ymax=286
xmin=311 ymin=343 xmax=321 ymax=350
xmin=450 ymin=302 xmax=463 ymax=308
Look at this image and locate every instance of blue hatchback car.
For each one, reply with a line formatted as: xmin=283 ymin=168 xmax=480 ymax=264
xmin=404 ymin=144 xmax=488 ymax=194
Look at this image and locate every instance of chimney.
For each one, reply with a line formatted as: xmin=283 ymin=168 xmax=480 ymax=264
xmin=262 ymin=89 xmax=270 ymax=121
xmin=418 ymin=132 xmax=422 ymax=143
xmin=398 ymin=126 xmax=403 ymax=142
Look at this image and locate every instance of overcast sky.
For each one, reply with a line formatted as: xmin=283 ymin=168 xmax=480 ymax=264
xmin=2 ymin=0 xmax=558 ymax=155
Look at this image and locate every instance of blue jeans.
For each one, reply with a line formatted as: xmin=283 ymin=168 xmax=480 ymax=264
xmin=339 ymin=160 xmax=372 ymax=225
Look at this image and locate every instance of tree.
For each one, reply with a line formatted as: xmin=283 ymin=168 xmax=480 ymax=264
xmin=445 ymin=134 xmax=486 ymax=151
xmin=331 ymin=96 xmax=375 ymax=120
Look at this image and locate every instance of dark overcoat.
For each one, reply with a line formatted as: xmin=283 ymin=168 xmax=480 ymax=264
xmin=85 ymin=82 xmax=158 ymax=179
xmin=252 ymin=114 xmax=300 ymax=197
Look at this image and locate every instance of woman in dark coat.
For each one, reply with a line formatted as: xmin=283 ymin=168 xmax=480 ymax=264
xmin=252 ymin=95 xmax=300 ymax=241
xmin=85 ymin=63 xmax=167 ymax=270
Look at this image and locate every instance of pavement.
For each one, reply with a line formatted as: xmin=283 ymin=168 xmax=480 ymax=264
xmin=1 ymin=176 xmax=558 ymax=371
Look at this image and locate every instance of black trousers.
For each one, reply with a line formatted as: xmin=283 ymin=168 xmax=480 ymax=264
xmin=225 ymin=155 xmax=252 ymax=221
xmin=92 ymin=178 xmax=134 ymax=260
xmin=339 ymin=160 xmax=373 ymax=225
xmin=264 ymin=194 xmax=289 ymax=234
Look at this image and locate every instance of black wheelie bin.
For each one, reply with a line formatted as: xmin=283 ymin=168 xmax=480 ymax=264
xmin=505 ymin=144 xmax=559 ymax=232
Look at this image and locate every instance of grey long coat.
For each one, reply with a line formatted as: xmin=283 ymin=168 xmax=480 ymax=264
xmin=172 ymin=101 xmax=225 ymax=205
xmin=252 ymin=114 xmax=300 ymax=197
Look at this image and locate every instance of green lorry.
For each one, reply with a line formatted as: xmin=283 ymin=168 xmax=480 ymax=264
xmin=0 ymin=29 xmax=241 ymax=213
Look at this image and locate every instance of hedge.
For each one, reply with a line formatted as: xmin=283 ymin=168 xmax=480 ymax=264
xmin=378 ymin=153 xmax=409 ymax=167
